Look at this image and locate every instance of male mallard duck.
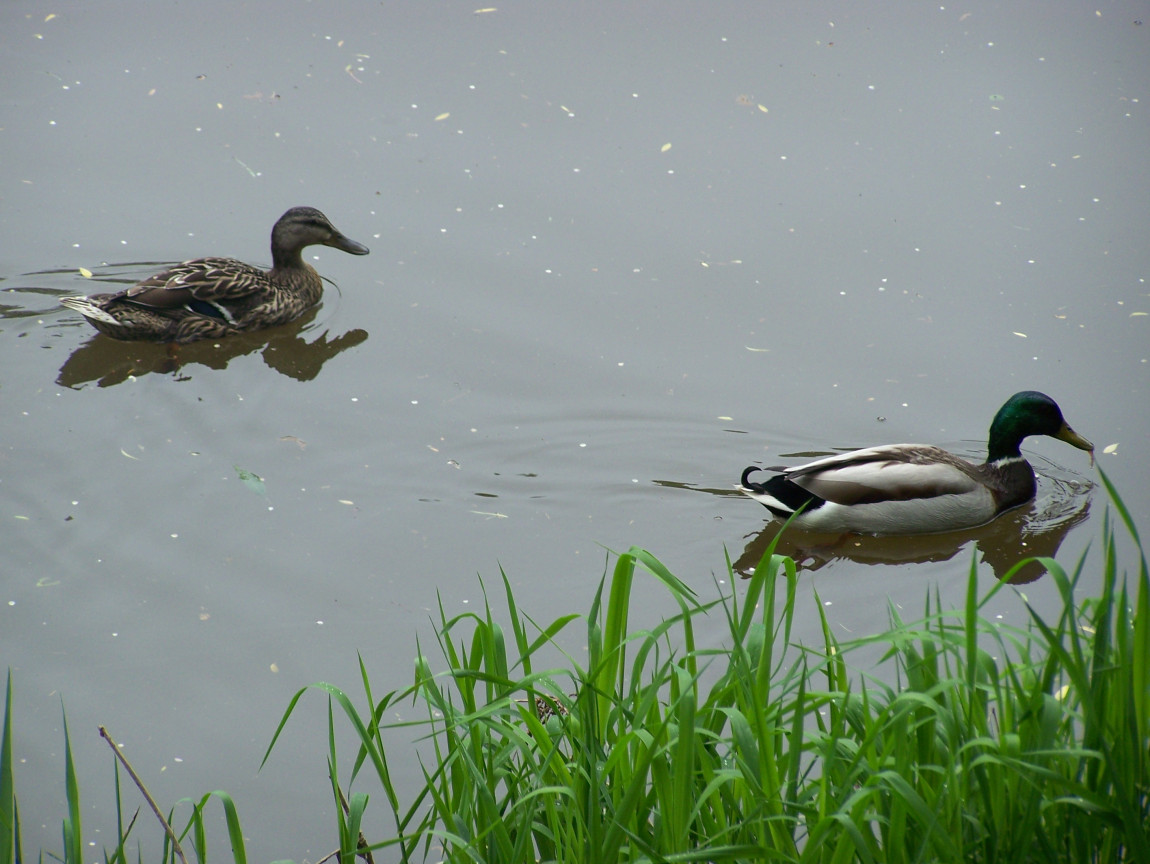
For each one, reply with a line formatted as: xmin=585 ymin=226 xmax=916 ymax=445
xmin=738 ymin=391 xmax=1093 ymax=535
xmin=60 ymin=207 xmax=369 ymax=343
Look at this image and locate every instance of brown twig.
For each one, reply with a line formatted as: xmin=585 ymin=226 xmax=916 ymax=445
xmin=98 ymin=726 xmax=189 ymax=864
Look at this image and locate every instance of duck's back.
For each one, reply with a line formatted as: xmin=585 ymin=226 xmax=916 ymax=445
xmin=125 ymin=258 xmax=270 ymax=305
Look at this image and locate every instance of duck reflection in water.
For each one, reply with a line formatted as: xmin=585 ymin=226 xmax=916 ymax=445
xmin=55 ymin=308 xmax=368 ymax=387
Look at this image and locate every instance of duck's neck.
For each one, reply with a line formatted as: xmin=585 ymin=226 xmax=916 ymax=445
xmin=986 ymin=433 xmax=1023 ymax=463
xmin=271 ymin=246 xmax=307 ymax=271
xmin=986 ymin=411 xmax=1029 ymax=463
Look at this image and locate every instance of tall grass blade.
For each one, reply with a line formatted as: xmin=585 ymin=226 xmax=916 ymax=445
xmin=61 ymin=703 xmax=82 ymax=864
xmin=202 ymin=791 xmax=246 ymax=864
xmin=1134 ymin=547 xmax=1150 ymax=750
xmin=1096 ymin=465 xmax=1141 ymax=545
xmin=1 ymin=671 xmax=16 ymax=864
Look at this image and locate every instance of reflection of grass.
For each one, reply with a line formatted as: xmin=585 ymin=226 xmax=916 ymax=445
xmin=4 ymin=468 xmax=1148 ymax=863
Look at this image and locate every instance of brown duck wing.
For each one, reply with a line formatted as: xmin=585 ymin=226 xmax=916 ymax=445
xmin=123 ymin=258 xmax=267 ymax=308
xmin=788 ymin=444 xmax=985 ymax=506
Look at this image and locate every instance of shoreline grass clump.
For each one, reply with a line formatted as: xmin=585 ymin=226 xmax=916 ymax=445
xmin=261 ymin=473 xmax=1149 ymax=863
xmin=4 ymin=470 xmax=1148 ymax=863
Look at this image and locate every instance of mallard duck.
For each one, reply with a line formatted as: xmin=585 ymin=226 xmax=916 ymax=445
xmin=738 ymin=391 xmax=1093 ymax=535
xmin=59 ymin=207 xmax=369 ymax=343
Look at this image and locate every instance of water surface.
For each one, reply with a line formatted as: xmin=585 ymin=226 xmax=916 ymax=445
xmin=2 ymin=2 xmax=1147 ymax=861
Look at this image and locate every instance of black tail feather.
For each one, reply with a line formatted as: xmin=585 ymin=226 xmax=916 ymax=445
xmin=740 ymin=465 xmax=766 ymax=490
xmin=740 ymin=465 xmax=825 ymax=515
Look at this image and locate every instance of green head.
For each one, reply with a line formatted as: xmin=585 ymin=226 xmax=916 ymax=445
xmin=987 ymin=391 xmax=1094 ymax=463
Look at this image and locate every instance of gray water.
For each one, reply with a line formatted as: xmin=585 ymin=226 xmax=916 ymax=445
xmin=3 ymin=2 xmax=1147 ymax=861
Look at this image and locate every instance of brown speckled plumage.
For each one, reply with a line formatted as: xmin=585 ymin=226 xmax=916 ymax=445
xmin=60 ymin=207 xmax=369 ymax=343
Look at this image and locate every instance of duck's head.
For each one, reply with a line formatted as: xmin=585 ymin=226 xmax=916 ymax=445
xmin=988 ymin=391 xmax=1094 ymax=463
xmin=271 ymin=207 xmax=370 ymax=268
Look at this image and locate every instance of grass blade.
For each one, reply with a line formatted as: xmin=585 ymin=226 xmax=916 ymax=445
xmin=1 ymin=671 xmax=16 ymax=864
xmin=61 ymin=703 xmax=82 ymax=864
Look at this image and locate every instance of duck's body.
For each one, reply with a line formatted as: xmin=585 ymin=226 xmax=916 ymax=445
xmin=739 ymin=391 xmax=1093 ymax=536
xmin=60 ymin=207 xmax=369 ymax=343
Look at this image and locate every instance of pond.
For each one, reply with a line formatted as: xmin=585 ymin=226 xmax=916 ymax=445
xmin=2 ymin=2 xmax=1147 ymax=861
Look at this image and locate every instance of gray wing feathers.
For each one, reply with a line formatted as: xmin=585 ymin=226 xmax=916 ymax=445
xmin=788 ymin=445 xmax=983 ymax=506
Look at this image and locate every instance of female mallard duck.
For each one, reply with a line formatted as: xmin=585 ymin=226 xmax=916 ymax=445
xmin=59 ymin=207 xmax=369 ymax=343
xmin=739 ymin=391 xmax=1093 ymax=535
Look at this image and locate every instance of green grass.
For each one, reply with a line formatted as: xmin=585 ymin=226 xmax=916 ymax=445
xmin=263 ymin=470 xmax=1148 ymax=863
xmin=5 ymin=469 xmax=1149 ymax=863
